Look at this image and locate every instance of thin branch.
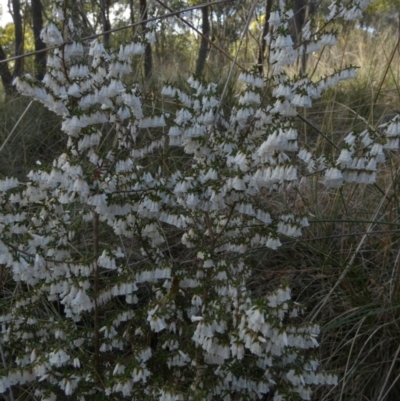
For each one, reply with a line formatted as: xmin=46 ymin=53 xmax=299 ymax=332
xmin=204 ymin=211 xmax=215 ymax=249
xmin=93 ymin=212 xmax=100 ymax=379
xmin=296 ymin=113 xmax=339 ymax=150
xmin=213 ymin=202 xmax=237 ymax=244
xmin=0 ymin=100 xmax=33 ymax=154
xmin=309 ymin=219 xmax=400 ymax=227
xmin=374 ymin=37 xmax=400 ymax=105
xmin=323 ymin=228 xmax=399 ymax=239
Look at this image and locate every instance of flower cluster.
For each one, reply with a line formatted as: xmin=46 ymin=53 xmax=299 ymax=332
xmin=0 ymin=1 xmax=388 ymax=400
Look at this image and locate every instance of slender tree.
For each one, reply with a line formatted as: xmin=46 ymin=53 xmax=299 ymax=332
xmin=0 ymin=44 xmax=14 ymax=95
xmin=100 ymin=0 xmax=111 ymax=47
xmin=195 ymin=3 xmax=211 ymax=76
xmin=31 ymin=0 xmax=46 ymax=80
xmin=130 ymin=0 xmax=135 ymax=31
xmin=257 ymin=0 xmax=273 ymax=74
xmin=292 ymin=0 xmax=307 ymax=45
xmin=140 ymin=0 xmax=153 ymax=80
xmin=288 ymin=0 xmax=318 ymax=74
xmin=11 ymin=0 xmax=24 ymax=77
xmin=74 ymin=0 xmax=95 ymax=36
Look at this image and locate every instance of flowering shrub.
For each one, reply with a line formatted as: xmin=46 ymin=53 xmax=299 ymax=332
xmin=0 ymin=0 xmax=394 ymax=400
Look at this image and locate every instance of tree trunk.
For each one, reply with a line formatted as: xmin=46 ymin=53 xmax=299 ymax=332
xmin=100 ymin=0 xmax=111 ymax=47
xmin=292 ymin=0 xmax=306 ymax=46
xmin=195 ymin=4 xmax=210 ymax=76
xmin=11 ymin=0 xmax=23 ymax=78
xmin=140 ymin=0 xmax=153 ymax=80
xmin=75 ymin=0 xmax=95 ymax=36
xmin=291 ymin=0 xmax=317 ymax=74
xmin=257 ymin=0 xmax=273 ymax=74
xmin=0 ymin=45 xmax=14 ymax=95
xmin=31 ymin=0 xmax=46 ymax=81
xmin=130 ymin=0 xmax=135 ymax=35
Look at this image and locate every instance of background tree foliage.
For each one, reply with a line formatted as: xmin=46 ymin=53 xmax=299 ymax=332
xmin=1 ymin=0 xmax=396 ymax=89
xmin=0 ymin=0 xmax=318 ymax=90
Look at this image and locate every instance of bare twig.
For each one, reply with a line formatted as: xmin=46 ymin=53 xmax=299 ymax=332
xmin=93 ymin=212 xmax=100 ymax=379
xmin=0 ymin=101 xmax=33 ymax=154
xmin=296 ymin=113 xmax=339 ymax=150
